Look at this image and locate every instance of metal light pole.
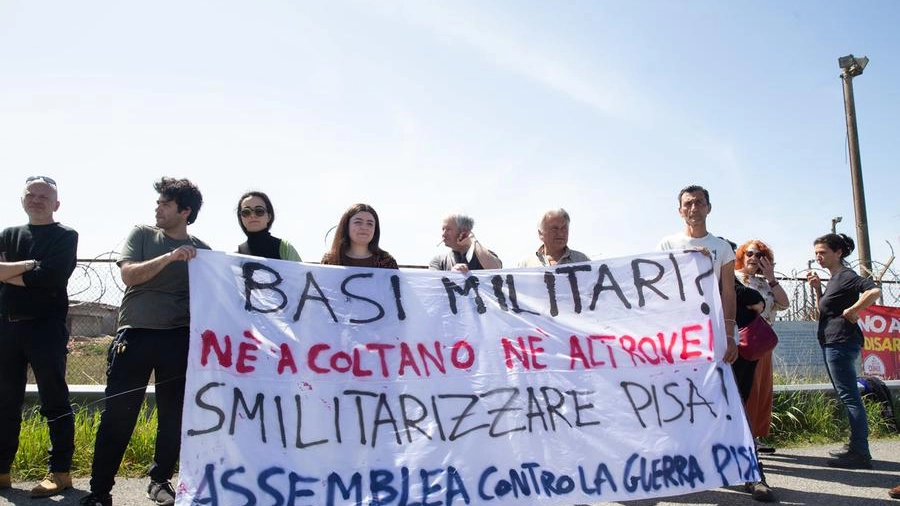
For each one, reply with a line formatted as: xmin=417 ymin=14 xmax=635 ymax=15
xmin=838 ymin=54 xmax=873 ymax=278
xmin=831 ymin=216 xmax=842 ymax=234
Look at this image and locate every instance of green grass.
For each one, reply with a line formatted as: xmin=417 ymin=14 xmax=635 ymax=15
xmin=26 ymin=337 xmax=113 ymax=386
xmin=66 ymin=336 xmax=113 ymax=385
xmin=768 ymin=390 xmax=898 ymax=447
xmin=12 ymin=404 xmax=159 ymax=481
xmin=13 ymin=341 xmax=898 ymax=479
xmin=9 ymin=390 xmax=899 ymax=480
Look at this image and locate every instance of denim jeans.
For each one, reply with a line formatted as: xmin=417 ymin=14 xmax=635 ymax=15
xmin=823 ymin=341 xmax=869 ymax=458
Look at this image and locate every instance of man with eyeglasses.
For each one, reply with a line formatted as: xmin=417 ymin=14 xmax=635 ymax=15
xmin=0 ymin=176 xmax=78 ymax=498
xmin=81 ymin=178 xmax=209 ymax=506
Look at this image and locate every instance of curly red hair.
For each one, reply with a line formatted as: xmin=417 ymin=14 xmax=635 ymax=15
xmin=735 ymin=239 xmax=775 ymax=271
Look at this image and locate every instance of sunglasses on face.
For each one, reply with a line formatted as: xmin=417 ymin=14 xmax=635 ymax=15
xmin=745 ymin=250 xmax=766 ymax=259
xmin=26 ymin=175 xmax=57 ymax=187
xmin=240 ymin=206 xmax=267 ymax=218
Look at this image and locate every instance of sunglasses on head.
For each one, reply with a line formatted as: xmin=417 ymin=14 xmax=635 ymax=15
xmin=26 ymin=175 xmax=57 ymax=187
xmin=745 ymin=250 xmax=766 ymax=258
xmin=240 ymin=206 xmax=267 ymax=218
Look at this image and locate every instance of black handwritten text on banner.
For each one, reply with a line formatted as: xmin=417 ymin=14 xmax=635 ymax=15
xmin=179 ymin=251 xmax=756 ymax=506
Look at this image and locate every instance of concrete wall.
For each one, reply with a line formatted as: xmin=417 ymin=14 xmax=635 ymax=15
xmin=67 ymin=301 xmax=118 ymax=337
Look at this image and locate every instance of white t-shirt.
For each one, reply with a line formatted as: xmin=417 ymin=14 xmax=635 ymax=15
xmin=656 ymin=232 xmax=735 ymax=280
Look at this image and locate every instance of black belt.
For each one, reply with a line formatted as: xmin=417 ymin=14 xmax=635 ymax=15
xmin=2 ymin=315 xmax=37 ymax=323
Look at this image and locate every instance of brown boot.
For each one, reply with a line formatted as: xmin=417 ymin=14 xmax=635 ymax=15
xmin=890 ymin=484 xmax=900 ymax=499
xmin=0 ymin=472 xmax=10 ymax=489
xmin=30 ymin=471 xmax=72 ymax=497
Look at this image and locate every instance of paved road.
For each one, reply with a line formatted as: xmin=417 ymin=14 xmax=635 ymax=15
xmin=2 ymin=439 xmax=899 ymax=505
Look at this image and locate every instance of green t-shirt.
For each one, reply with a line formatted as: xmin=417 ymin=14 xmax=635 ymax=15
xmin=116 ymin=224 xmax=211 ymax=330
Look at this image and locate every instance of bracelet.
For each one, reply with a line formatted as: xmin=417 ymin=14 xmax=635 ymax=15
xmin=768 ymin=280 xmax=779 ymax=287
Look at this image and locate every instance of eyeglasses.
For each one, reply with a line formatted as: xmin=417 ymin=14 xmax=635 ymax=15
xmin=240 ymin=206 xmax=267 ymax=218
xmin=745 ymin=250 xmax=766 ymax=258
xmin=26 ymin=176 xmax=57 ymax=187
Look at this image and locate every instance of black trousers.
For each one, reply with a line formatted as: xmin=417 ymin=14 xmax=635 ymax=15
xmin=89 ymin=327 xmax=189 ymax=494
xmin=0 ymin=318 xmax=74 ymax=473
xmin=732 ymin=356 xmax=770 ymax=484
xmin=732 ymin=355 xmax=759 ymax=404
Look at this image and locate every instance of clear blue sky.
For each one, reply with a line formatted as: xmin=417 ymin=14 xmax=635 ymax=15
xmin=1 ymin=1 xmax=897 ymax=278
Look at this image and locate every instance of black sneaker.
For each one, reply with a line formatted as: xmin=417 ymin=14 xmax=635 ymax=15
xmin=747 ymin=481 xmax=776 ymax=502
xmin=79 ymin=492 xmax=113 ymax=506
xmin=147 ymin=480 xmax=176 ymax=506
xmin=755 ymin=438 xmax=776 ymax=454
xmin=827 ymin=449 xmax=872 ymax=469
xmin=828 ymin=443 xmax=851 ymax=458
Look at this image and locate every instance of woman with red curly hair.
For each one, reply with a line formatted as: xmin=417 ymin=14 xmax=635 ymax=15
xmin=735 ymin=240 xmax=789 ymax=453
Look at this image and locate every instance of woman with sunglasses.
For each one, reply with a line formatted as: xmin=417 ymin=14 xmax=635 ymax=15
xmin=734 ymin=240 xmax=789 ymax=454
xmin=321 ymin=203 xmax=398 ymax=269
xmin=236 ymin=191 xmax=301 ymax=261
xmin=807 ymin=233 xmax=880 ymax=469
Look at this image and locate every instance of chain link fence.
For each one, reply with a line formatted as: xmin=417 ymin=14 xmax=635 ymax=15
xmin=60 ymin=256 xmax=900 ymax=385
xmin=774 ymin=256 xmax=900 ymax=321
xmin=66 ymin=255 xmax=123 ymax=385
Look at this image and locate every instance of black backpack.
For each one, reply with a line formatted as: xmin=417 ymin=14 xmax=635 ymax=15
xmin=857 ymin=376 xmax=900 ymax=432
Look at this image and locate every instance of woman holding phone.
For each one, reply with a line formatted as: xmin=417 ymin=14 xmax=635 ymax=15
xmin=236 ymin=191 xmax=302 ymax=261
xmin=735 ymin=240 xmax=789 ymax=453
xmin=321 ymin=203 xmax=398 ymax=269
xmin=807 ymin=233 xmax=881 ymax=469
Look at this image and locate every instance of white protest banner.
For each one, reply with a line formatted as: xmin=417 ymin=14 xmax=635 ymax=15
xmin=178 ymin=250 xmax=757 ymax=506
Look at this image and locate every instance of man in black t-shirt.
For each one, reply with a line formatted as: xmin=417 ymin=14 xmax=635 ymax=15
xmin=0 ymin=176 xmax=78 ymax=498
